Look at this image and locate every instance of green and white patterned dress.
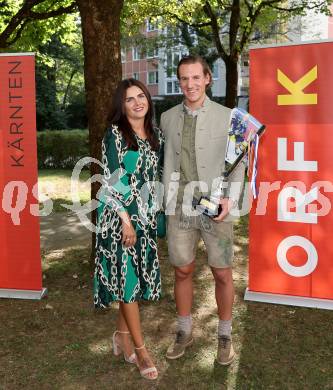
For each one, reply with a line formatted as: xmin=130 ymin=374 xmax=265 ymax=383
xmin=94 ymin=125 xmax=164 ymax=307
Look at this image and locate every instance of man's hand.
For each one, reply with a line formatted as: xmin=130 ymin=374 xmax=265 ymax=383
xmin=213 ymin=198 xmax=235 ymax=222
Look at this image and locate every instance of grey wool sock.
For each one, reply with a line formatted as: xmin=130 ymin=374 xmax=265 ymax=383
xmin=177 ymin=314 xmax=192 ymax=335
xmin=218 ymin=319 xmax=232 ymax=338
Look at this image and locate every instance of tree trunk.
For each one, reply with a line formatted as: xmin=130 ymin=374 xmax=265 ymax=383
xmin=224 ymin=56 xmax=238 ymax=109
xmin=76 ymin=0 xmax=123 ymax=264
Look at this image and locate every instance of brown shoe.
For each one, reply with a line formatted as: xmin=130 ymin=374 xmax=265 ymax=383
xmin=217 ymin=336 xmax=235 ymax=366
xmin=166 ymin=330 xmax=193 ymax=360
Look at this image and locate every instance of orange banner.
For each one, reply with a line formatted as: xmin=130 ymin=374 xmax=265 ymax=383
xmin=248 ymin=42 xmax=333 ymax=308
xmin=0 ymin=53 xmax=44 ymax=299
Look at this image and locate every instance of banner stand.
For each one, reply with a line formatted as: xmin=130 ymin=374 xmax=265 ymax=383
xmin=244 ymin=288 xmax=333 ymax=311
xmin=0 ymin=53 xmax=46 ymax=300
xmin=247 ymin=41 xmax=333 ymax=309
xmin=0 ymin=288 xmax=47 ymax=300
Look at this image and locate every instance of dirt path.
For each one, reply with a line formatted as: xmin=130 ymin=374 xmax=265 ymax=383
xmin=40 ymin=211 xmax=91 ymax=251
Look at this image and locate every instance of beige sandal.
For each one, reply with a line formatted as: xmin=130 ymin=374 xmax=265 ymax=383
xmin=134 ymin=344 xmax=158 ymax=380
xmin=112 ymin=330 xmax=136 ymax=364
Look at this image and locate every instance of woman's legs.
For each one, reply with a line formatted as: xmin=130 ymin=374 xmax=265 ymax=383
xmin=119 ymin=301 xmax=157 ymax=379
xmin=119 ymin=302 xmax=144 ymax=347
xmin=115 ymin=307 xmax=135 ymax=359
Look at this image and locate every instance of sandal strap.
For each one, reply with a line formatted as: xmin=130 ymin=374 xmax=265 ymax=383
xmin=134 ymin=343 xmax=145 ymax=350
xmin=125 ymin=352 xmax=137 ymax=364
xmin=140 ymin=367 xmax=157 ymax=375
xmin=116 ymin=330 xmax=130 ymax=334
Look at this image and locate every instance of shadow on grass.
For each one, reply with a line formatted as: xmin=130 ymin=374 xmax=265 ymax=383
xmin=0 ymin=241 xmax=239 ymax=389
xmin=2 ymin=232 xmax=333 ymax=389
xmin=39 ymin=198 xmax=91 ymax=213
xmin=235 ymin=298 xmax=333 ymax=390
xmin=39 ymin=207 xmax=91 ymax=251
xmin=233 ymin=216 xmax=249 ymax=256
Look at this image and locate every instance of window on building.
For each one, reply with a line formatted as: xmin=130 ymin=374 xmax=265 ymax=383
xmin=148 ymin=71 xmax=158 ymax=84
xmin=187 ymin=26 xmax=198 ymax=45
xmin=166 ymin=81 xmax=173 ymax=94
xmin=147 ymin=46 xmax=159 ymax=58
xmin=166 ymin=52 xmax=173 ymax=77
xmin=165 ymin=80 xmax=181 ymax=95
xmin=243 ymin=60 xmax=249 ymax=67
xmin=253 ymin=29 xmax=261 ymax=40
xmin=166 ymin=50 xmax=182 ymax=78
xmin=147 ymin=18 xmax=158 ymax=32
xmin=173 ymin=53 xmax=180 ymax=67
xmin=132 ymin=47 xmax=140 ymax=61
xmin=164 ymin=48 xmax=187 ymax=95
xmin=212 ymin=61 xmax=219 ymax=79
xmin=174 ymin=80 xmax=180 ymax=93
xmin=133 ymin=72 xmax=139 ymax=80
xmin=121 ymin=49 xmax=126 ymax=63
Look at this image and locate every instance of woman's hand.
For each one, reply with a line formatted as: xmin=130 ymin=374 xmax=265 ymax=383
xmin=121 ymin=219 xmax=137 ymax=247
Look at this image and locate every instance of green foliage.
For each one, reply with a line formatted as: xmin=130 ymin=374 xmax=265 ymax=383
xmin=154 ymin=96 xmax=183 ymax=125
xmin=36 ymin=62 xmax=68 ymax=130
xmin=36 ymin=31 xmax=85 ymax=130
xmin=37 ymin=129 xmax=89 ymax=169
xmin=123 ymin=0 xmax=332 ymax=106
xmin=123 ymin=0 xmax=333 ymax=55
xmin=65 ymin=94 xmax=87 ymax=129
xmin=0 ymin=0 xmax=78 ymax=51
xmin=0 ymin=1 xmax=85 ymax=130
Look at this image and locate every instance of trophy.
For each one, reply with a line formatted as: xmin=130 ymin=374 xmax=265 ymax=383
xmin=195 ymin=108 xmax=266 ymax=218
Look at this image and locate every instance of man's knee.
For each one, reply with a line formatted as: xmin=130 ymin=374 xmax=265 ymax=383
xmin=211 ymin=267 xmax=233 ymax=285
xmin=175 ymin=261 xmax=195 ymax=281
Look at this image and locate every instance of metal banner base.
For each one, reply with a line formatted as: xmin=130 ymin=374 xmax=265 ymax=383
xmin=244 ymin=288 xmax=333 ymax=310
xmin=0 ymin=288 xmax=48 ymax=300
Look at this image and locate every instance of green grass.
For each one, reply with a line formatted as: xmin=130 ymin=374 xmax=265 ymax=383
xmin=1 ymin=235 xmax=332 ymax=389
xmin=1 ymin=171 xmax=333 ymax=389
xmin=38 ymin=168 xmax=91 ymax=212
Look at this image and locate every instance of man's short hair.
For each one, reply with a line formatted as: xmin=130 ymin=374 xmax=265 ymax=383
xmin=176 ymin=55 xmax=213 ymax=87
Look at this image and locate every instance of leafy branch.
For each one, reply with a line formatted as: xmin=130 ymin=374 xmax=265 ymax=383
xmin=0 ymin=0 xmax=77 ymax=48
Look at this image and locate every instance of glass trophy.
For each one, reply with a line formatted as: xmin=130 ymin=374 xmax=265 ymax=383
xmin=195 ymin=108 xmax=265 ymax=218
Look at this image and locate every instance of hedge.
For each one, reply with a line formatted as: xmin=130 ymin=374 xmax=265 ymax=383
xmin=37 ymin=96 xmax=247 ymax=169
xmin=37 ymin=129 xmax=89 ymax=169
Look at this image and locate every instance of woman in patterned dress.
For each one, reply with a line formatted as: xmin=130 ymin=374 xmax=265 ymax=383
xmin=94 ymin=79 xmax=164 ymax=380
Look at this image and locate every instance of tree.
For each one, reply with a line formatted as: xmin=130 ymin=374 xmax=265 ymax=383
xmin=0 ymin=0 xmax=78 ymax=50
xmin=1 ymin=0 xmax=124 ymax=258
xmin=124 ymin=0 xmax=333 ymax=108
xmin=0 ymin=1 xmax=86 ymax=130
xmin=76 ymin=0 xmax=123 ymax=256
xmin=35 ymin=32 xmax=84 ymax=130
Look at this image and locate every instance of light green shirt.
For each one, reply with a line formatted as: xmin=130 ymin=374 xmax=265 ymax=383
xmin=177 ymin=101 xmax=210 ymax=205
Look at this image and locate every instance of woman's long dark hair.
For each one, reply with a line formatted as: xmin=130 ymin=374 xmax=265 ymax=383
xmin=108 ymin=78 xmax=159 ymax=151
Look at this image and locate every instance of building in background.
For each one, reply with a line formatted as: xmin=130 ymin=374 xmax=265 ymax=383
xmin=122 ymin=19 xmax=160 ymax=97
xmin=289 ymin=4 xmax=333 ymax=42
xmin=122 ymin=7 xmax=333 ymax=100
xmin=121 ymin=19 xmax=240 ymax=99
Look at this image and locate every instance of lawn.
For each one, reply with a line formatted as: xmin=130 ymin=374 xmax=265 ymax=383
xmin=38 ymin=169 xmax=91 ymax=212
xmin=0 ymin=170 xmax=332 ymax=389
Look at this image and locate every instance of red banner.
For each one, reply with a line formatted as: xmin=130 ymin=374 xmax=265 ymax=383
xmin=247 ymin=42 xmax=333 ymax=309
xmin=0 ymin=53 xmax=45 ymax=299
